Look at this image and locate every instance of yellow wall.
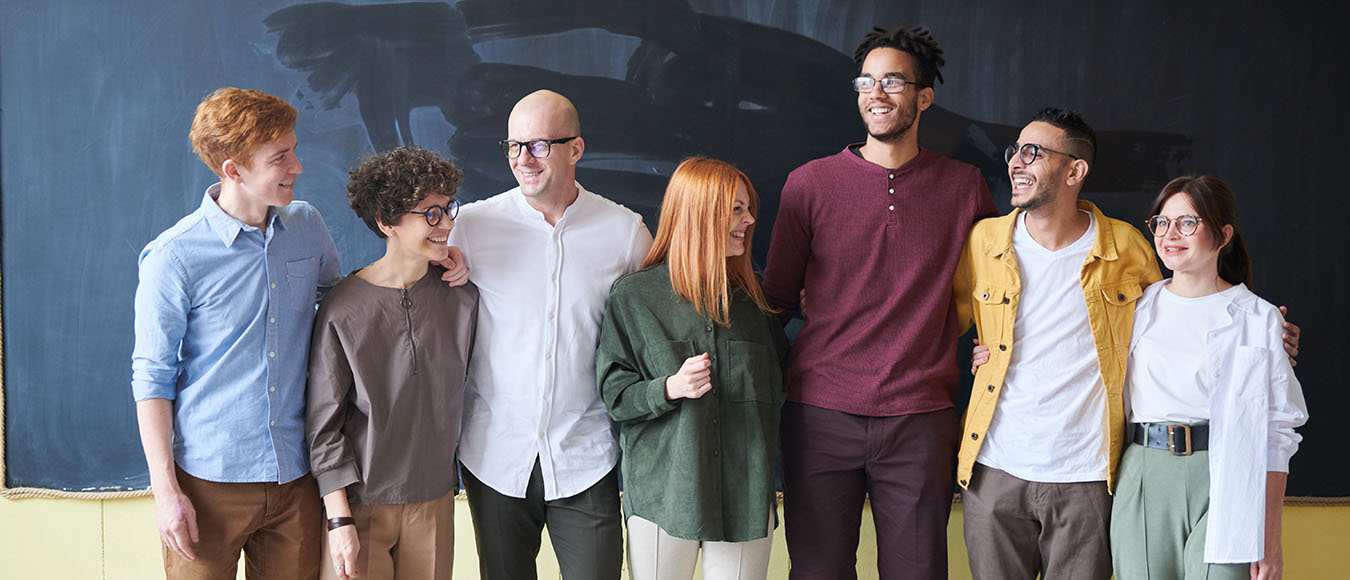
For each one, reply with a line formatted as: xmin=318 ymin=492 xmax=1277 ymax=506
xmin=1 ymin=496 xmax=1346 ymax=579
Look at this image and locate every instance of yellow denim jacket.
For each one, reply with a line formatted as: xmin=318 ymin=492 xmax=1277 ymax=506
xmin=953 ymin=200 xmax=1162 ymax=492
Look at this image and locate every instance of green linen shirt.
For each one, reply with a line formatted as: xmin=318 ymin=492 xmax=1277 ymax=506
xmin=597 ymin=262 xmax=788 ymax=542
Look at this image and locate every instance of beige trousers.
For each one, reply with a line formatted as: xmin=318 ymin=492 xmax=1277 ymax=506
xmin=625 ymin=513 xmax=773 ymax=580
xmin=320 ymin=490 xmax=456 ymax=580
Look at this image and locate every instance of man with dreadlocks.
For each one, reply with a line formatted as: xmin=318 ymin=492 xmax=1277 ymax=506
xmin=762 ymin=26 xmax=995 ymax=579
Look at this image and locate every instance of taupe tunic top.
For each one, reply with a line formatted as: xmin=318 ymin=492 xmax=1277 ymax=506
xmin=306 ymin=266 xmax=478 ymax=505
xmin=597 ymin=262 xmax=788 ymax=542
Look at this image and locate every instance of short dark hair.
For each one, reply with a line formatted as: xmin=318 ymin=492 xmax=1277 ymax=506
xmin=1030 ymin=107 xmax=1097 ymax=166
xmin=853 ymin=26 xmax=946 ymax=87
xmin=347 ymin=146 xmax=463 ymax=239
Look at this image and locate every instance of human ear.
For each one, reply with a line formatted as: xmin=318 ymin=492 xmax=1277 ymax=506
xmin=916 ymin=86 xmax=934 ymax=112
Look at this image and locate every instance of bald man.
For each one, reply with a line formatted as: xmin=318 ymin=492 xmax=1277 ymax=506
xmin=444 ymin=90 xmax=652 ymax=580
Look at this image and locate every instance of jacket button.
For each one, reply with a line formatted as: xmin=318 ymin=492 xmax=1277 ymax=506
xmin=1118 ymin=293 xmax=1126 ymax=302
xmin=1002 ymin=297 xmax=1010 ymax=304
xmin=998 ymin=344 xmax=1007 ymax=351
xmin=960 ymin=479 xmax=968 ymax=486
xmin=970 ymin=433 xmax=979 ymax=440
xmin=986 ymin=385 xmax=995 ymax=392
xmin=981 ymin=292 xmax=989 ymax=300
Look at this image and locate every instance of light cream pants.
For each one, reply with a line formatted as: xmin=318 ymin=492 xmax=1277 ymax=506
xmin=625 ymin=512 xmax=773 ymax=580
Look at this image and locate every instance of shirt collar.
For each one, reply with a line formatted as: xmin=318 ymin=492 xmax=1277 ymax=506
xmin=200 ymin=183 xmax=284 ymax=247
xmin=510 ymin=181 xmax=590 ymax=227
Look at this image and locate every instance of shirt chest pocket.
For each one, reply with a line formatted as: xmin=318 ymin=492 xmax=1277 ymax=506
xmin=285 ymin=257 xmax=319 ymax=312
xmin=645 ymin=339 xmax=695 ymax=379
xmin=725 ymin=340 xmax=781 ymax=404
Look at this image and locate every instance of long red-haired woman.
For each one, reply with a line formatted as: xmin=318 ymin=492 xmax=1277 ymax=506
xmin=596 ymin=157 xmax=787 ymax=580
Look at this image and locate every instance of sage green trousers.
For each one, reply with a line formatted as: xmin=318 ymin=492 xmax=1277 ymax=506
xmin=1109 ymin=443 xmax=1249 ymax=580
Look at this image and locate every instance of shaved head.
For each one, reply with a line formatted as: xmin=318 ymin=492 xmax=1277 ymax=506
xmin=509 ymin=90 xmax=580 ymax=137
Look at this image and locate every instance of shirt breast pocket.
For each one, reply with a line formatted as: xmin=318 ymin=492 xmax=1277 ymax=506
xmin=646 ymin=340 xmax=695 ymax=379
xmin=726 ymin=340 xmax=781 ymax=403
xmin=285 ymin=257 xmax=319 ymax=311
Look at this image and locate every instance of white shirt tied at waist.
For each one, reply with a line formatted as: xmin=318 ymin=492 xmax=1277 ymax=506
xmin=450 ymin=182 xmax=652 ymax=501
xmin=1129 ymin=280 xmax=1308 ymax=564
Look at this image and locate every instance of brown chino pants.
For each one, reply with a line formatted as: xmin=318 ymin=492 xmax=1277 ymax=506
xmin=164 ymin=466 xmax=322 ymax=580
xmin=961 ymin=463 xmax=1112 ymax=580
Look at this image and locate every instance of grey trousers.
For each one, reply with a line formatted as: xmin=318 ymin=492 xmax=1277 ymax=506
xmin=961 ymin=463 xmax=1113 ymax=580
xmin=1110 ymin=444 xmax=1249 ymax=580
xmin=461 ymin=458 xmax=623 ymax=580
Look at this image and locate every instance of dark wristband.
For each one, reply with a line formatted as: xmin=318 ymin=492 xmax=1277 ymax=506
xmin=327 ymin=516 xmax=356 ymax=531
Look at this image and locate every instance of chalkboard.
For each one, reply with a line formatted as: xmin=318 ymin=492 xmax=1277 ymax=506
xmin=3 ymin=0 xmax=1346 ymax=497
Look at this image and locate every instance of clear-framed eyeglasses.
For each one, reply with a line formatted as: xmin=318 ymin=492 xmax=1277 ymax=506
xmin=499 ymin=137 xmax=579 ymax=159
xmin=406 ymin=200 xmax=461 ymax=227
xmin=1146 ymin=214 xmax=1203 ymax=237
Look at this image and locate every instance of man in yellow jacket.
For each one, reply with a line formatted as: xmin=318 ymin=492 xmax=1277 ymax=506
xmin=954 ymin=107 xmax=1160 ymax=579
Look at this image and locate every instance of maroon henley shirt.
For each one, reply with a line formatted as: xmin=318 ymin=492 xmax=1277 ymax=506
xmin=763 ymin=145 xmax=995 ymax=416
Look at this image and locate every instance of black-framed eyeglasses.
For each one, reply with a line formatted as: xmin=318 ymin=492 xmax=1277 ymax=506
xmin=1004 ymin=143 xmax=1082 ymax=166
xmin=500 ymin=136 xmax=579 ymax=159
xmin=851 ymin=75 xmax=922 ymax=94
xmin=406 ymin=200 xmax=460 ymax=227
xmin=1146 ymin=214 xmax=1203 ymax=237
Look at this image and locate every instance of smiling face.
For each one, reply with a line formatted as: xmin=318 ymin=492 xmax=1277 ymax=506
xmin=1008 ymin=122 xmax=1076 ymax=212
xmin=233 ymin=131 xmax=302 ymax=208
xmin=506 ymin=94 xmax=582 ymax=201
xmin=725 ymin=180 xmax=755 ymax=257
xmin=857 ymin=47 xmax=930 ymax=143
xmin=384 ymin=192 xmax=454 ymax=263
xmin=1153 ymin=193 xmax=1223 ymax=277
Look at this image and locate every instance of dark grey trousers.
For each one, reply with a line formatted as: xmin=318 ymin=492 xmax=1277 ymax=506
xmin=962 ymin=463 xmax=1113 ymax=580
xmin=461 ymin=457 xmax=623 ymax=580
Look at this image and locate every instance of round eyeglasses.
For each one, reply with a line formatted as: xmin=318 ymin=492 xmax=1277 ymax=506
xmin=406 ymin=200 xmax=460 ymax=227
xmin=1146 ymin=214 xmax=1203 ymax=237
xmin=1005 ymin=143 xmax=1081 ymax=166
xmin=851 ymin=75 xmax=921 ymax=94
xmin=500 ymin=136 xmax=579 ymax=159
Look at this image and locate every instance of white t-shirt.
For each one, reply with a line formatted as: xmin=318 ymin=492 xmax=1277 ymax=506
xmin=977 ymin=211 xmax=1109 ymax=482
xmin=1127 ymin=284 xmax=1243 ymax=423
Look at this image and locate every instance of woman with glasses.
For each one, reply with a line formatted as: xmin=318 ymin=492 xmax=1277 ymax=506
xmin=306 ymin=146 xmax=477 ymax=579
xmin=596 ymin=157 xmax=787 ymax=580
xmin=1108 ymin=175 xmax=1308 ymax=579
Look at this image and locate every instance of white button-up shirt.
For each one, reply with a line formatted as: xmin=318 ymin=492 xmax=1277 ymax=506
xmin=451 ymin=183 xmax=652 ymax=500
xmin=1130 ymin=280 xmax=1308 ymax=564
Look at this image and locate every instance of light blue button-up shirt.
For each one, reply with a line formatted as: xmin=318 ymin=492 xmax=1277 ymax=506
xmin=131 ymin=185 xmax=340 ymax=484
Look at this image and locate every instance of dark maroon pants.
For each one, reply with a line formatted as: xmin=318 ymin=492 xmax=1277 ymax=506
xmin=780 ymin=401 xmax=958 ymax=580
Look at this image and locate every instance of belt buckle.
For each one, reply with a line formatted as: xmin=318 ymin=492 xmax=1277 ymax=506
xmin=1167 ymin=424 xmax=1193 ymax=456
